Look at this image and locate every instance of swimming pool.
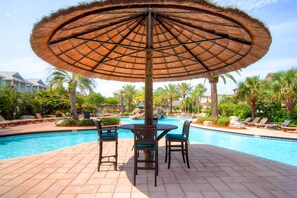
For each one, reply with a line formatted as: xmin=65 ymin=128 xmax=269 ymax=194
xmin=1 ymin=117 xmax=297 ymax=166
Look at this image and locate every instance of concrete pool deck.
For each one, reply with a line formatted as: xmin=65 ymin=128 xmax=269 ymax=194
xmin=1 ymin=121 xmax=297 ymax=140
xmin=1 ymin=122 xmax=297 ymax=197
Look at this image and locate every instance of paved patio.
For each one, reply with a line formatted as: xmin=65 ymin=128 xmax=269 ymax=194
xmin=1 ymin=136 xmax=297 ymax=197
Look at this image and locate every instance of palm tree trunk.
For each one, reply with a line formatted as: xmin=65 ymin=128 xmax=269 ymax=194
xmin=120 ymin=96 xmax=124 ymax=113
xmin=209 ymin=76 xmax=219 ymax=119
xmin=170 ymin=98 xmax=173 ymax=114
xmin=128 ymin=100 xmax=131 ymax=112
xmin=69 ymin=87 xmax=78 ymax=120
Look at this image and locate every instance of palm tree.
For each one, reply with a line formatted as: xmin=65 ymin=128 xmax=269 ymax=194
xmin=191 ymin=83 xmax=207 ymax=114
xmin=164 ymin=84 xmax=178 ymax=114
xmin=271 ymin=68 xmax=297 ymax=116
xmin=134 ymin=87 xmax=145 ymax=107
xmin=208 ymin=71 xmax=240 ymax=118
xmin=177 ymin=82 xmax=193 ymax=113
xmin=114 ymin=89 xmax=125 ymax=113
xmin=153 ymin=87 xmax=167 ymax=108
xmin=236 ymin=76 xmax=264 ymax=119
xmin=47 ymin=68 xmax=95 ymax=120
xmin=122 ymin=84 xmax=137 ymax=112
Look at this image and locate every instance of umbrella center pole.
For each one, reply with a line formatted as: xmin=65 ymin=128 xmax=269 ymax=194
xmin=144 ymin=10 xmax=154 ymax=168
xmin=145 ymin=9 xmax=154 ymax=126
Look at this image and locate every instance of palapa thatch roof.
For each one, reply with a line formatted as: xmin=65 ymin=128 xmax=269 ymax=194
xmin=30 ymin=0 xmax=271 ymax=82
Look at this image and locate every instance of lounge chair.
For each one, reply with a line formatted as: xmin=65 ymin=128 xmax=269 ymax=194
xmin=242 ymin=117 xmax=252 ymax=124
xmin=282 ymin=126 xmax=297 ymax=133
xmin=280 ymin=120 xmax=296 ymax=132
xmin=36 ymin=113 xmax=56 ymax=122
xmin=265 ymin=120 xmax=291 ymax=130
xmin=0 ymin=115 xmax=24 ymax=128
xmin=254 ymin=117 xmax=269 ymax=128
xmin=245 ymin=117 xmax=261 ymax=126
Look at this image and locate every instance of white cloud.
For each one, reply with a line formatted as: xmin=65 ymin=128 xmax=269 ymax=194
xmin=270 ymin=20 xmax=297 ymax=37
xmin=214 ymin=0 xmax=279 ymax=12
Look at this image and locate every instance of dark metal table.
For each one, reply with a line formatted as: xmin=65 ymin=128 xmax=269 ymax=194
xmin=119 ymin=124 xmax=178 ymax=141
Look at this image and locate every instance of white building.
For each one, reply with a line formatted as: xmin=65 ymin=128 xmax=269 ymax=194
xmin=27 ymin=79 xmax=47 ymax=92
xmin=0 ymin=72 xmax=47 ymax=92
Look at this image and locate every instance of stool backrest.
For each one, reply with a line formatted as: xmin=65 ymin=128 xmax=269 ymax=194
xmin=93 ymin=119 xmax=103 ymax=137
xmin=134 ymin=125 xmax=157 ymax=145
xmin=182 ymin=120 xmax=192 ymax=140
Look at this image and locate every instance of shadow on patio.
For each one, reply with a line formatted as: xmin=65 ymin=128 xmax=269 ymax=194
xmin=1 ymin=139 xmax=297 ymax=197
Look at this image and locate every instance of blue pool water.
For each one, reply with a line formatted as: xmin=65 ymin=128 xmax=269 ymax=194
xmin=1 ymin=117 xmax=297 ymax=167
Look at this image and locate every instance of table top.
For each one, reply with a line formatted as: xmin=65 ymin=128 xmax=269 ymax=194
xmin=119 ymin=124 xmax=178 ymax=131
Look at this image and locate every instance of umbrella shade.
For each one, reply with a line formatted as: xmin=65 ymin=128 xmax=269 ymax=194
xmin=31 ymin=0 xmax=271 ymax=82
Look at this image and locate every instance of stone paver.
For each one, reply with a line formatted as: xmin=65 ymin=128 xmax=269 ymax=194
xmin=1 ymin=122 xmax=297 ymax=197
xmin=1 ymin=138 xmax=297 ymax=198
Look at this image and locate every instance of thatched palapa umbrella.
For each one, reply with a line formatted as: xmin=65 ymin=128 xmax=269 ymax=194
xmin=30 ymin=0 xmax=271 ymax=125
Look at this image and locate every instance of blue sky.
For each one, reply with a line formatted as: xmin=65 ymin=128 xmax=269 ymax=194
xmin=0 ymin=0 xmax=296 ymax=97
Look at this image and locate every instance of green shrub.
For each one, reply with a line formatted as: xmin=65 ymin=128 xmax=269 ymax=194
xmin=99 ymin=117 xmax=120 ymax=125
xmin=217 ymin=117 xmax=230 ymax=126
xmin=55 ymin=110 xmax=64 ymax=117
xmin=121 ymin=112 xmax=130 ymax=116
xmin=195 ymin=117 xmax=217 ymax=124
xmin=78 ymin=119 xmax=95 ymax=126
xmin=61 ymin=118 xmax=78 ymax=126
xmin=218 ymin=101 xmax=251 ymax=119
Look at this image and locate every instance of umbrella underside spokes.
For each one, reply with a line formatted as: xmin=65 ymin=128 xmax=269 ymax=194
xmin=47 ymin=5 xmax=252 ymax=81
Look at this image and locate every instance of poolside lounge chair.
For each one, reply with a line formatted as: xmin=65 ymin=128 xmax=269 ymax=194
xmin=265 ymin=120 xmax=291 ymax=130
xmin=245 ymin=117 xmax=261 ymax=126
xmin=280 ymin=120 xmax=296 ymax=132
xmin=254 ymin=117 xmax=269 ymax=128
xmin=282 ymin=126 xmax=297 ymax=133
xmin=36 ymin=113 xmax=56 ymax=122
xmin=242 ymin=117 xmax=252 ymax=124
xmin=0 ymin=115 xmax=25 ymax=128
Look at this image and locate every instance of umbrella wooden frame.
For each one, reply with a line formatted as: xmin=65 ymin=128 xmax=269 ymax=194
xmin=31 ymin=0 xmax=271 ymax=125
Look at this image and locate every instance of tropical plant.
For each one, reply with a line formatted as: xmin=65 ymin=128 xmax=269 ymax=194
xmin=100 ymin=117 xmax=120 ymax=125
xmin=134 ymin=87 xmax=145 ymax=103
xmin=236 ymin=76 xmax=264 ymax=119
xmin=19 ymin=92 xmax=38 ymax=116
xmin=191 ymin=83 xmax=207 ymax=114
xmin=177 ymin=82 xmax=193 ymax=112
xmin=114 ymin=89 xmax=125 ymax=113
xmin=84 ymin=92 xmax=105 ymax=111
xmin=0 ymin=87 xmax=20 ymax=119
xmin=153 ymin=87 xmax=167 ymax=108
xmin=121 ymin=84 xmax=137 ymax=112
xmin=207 ymin=71 xmax=240 ymax=118
xmin=271 ymin=68 xmax=297 ymax=117
xmin=47 ymin=68 xmax=95 ymax=120
xmin=164 ymin=84 xmax=179 ymax=114
xmin=34 ymin=89 xmax=70 ymax=115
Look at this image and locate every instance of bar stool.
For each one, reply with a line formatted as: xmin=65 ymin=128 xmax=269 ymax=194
xmin=93 ymin=119 xmax=118 ymax=171
xmin=133 ymin=124 xmax=158 ymax=186
xmin=165 ymin=120 xmax=192 ymax=169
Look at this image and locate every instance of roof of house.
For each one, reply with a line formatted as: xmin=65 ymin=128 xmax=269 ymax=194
xmin=265 ymin=73 xmax=275 ymax=81
xmin=0 ymin=72 xmax=26 ymax=83
xmin=27 ymin=79 xmax=47 ymax=88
